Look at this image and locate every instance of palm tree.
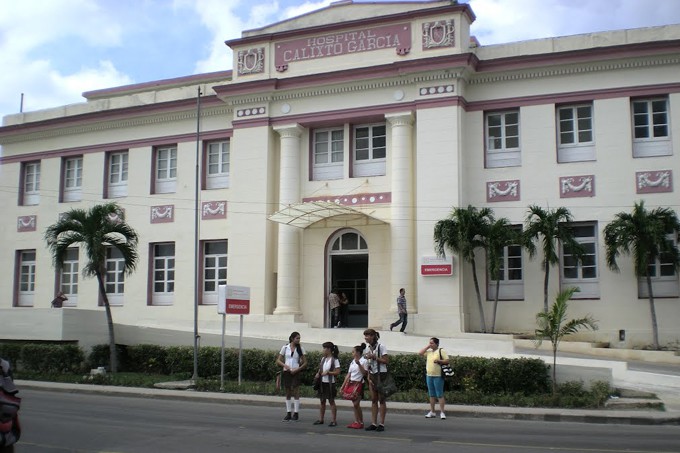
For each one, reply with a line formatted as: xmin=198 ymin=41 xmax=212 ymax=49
xmin=486 ymin=218 xmax=521 ymax=333
xmin=524 ymin=205 xmax=584 ymax=313
xmin=44 ymin=203 xmax=139 ymax=373
xmin=434 ymin=205 xmax=494 ymax=332
xmin=603 ymin=201 xmax=680 ymax=350
xmin=534 ymin=287 xmax=598 ymax=394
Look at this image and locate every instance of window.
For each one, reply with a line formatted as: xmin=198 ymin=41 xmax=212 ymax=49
xmin=107 ymin=151 xmax=128 ymax=198
xmin=205 ymin=141 xmax=230 ymax=189
xmin=313 ymin=128 xmax=344 ymax=180
xmin=485 ymin=110 xmax=520 ymax=168
xmin=16 ymin=250 xmax=36 ymax=307
xmin=353 ymin=123 xmax=386 ymax=177
xmin=21 ymin=161 xmax=40 ymax=206
xmin=638 ymin=233 xmax=679 ymax=298
xmin=62 ymin=157 xmax=83 ymax=202
xmin=557 ymin=104 xmax=595 ymax=162
xmin=106 ymin=247 xmax=126 ymax=306
xmin=487 ymin=226 xmax=524 ymax=300
xmin=632 ymin=98 xmax=671 ymax=157
xmin=59 ymin=248 xmax=78 ymax=306
xmin=151 ymin=243 xmax=175 ymax=305
xmin=153 ymin=146 xmax=177 ymax=194
xmin=561 ymin=223 xmax=599 ymax=299
xmin=202 ymin=240 xmax=228 ymax=304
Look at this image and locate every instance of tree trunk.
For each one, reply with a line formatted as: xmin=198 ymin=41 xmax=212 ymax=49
xmin=470 ymin=257 xmax=487 ymax=333
xmin=552 ymin=344 xmax=558 ymax=395
xmin=96 ymin=271 xmax=117 ymax=373
xmin=543 ymin=259 xmax=550 ymax=313
xmin=645 ymin=273 xmax=660 ymax=350
xmin=491 ymin=278 xmax=500 ymax=334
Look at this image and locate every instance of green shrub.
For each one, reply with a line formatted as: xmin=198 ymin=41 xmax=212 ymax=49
xmin=0 ymin=343 xmax=22 ymax=369
xmin=20 ymin=344 xmax=84 ymax=374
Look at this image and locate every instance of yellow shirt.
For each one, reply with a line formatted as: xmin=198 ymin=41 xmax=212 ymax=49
xmin=425 ymin=348 xmax=449 ymax=377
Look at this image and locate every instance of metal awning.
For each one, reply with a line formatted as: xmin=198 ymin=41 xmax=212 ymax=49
xmin=268 ymin=201 xmax=387 ymax=229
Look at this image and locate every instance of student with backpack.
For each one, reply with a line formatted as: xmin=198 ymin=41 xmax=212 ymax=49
xmin=312 ymin=342 xmax=340 ymax=427
xmin=0 ymin=357 xmax=20 ymax=451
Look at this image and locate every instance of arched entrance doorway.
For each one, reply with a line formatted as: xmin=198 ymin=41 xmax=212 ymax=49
xmin=327 ymin=229 xmax=368 ymax=328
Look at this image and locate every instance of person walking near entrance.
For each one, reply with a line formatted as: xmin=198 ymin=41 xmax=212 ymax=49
xmin=276 ymin=331 xmax=307 ymax=421
xmin=362 ymin=328 xmax=389 ymax=432
xmin=328 ymin=288 xmax=340 ymax=328
xmin=419 ymin=337 xmax=449 ymax=419
xmin=389 ymin=288 xmax=408 ymax=333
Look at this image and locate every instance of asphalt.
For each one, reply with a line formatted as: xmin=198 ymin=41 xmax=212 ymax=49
xmin=15 ymin=370 xmax=680 ymax=427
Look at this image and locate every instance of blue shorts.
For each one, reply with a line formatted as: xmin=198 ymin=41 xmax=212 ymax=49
xmin=426 ymin=375 xmax=445 ymax=398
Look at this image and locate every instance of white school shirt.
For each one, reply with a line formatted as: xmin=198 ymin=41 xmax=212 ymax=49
xmin=279 ymin=344 xmax=306 ymax=370
xmin=362 ymin=343 xmax=388 ymax=374
xmin=348 ymin=357 xmax=368 ymax=382
xmin=321 ymin=357 xmax=341 ymax=383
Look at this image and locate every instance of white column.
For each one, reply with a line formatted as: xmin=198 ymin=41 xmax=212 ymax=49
xmin=386 ymin=112 xmax=415 ymax=312
xmin=273 ymin=124 xmax=304 ymax=315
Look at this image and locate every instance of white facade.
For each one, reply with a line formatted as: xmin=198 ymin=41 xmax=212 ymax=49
xmin=1 ymin=1 xmax=679 ymax=349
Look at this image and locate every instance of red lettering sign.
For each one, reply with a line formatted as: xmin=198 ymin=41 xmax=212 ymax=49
xmin=421 ymin=264 xmax=452 ymax=276
xmin=226 ymin=299 xmax=250 ymax=315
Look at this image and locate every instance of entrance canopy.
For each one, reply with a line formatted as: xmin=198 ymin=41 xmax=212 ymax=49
xmin=268 ymin=201 xmax=388 ymax=229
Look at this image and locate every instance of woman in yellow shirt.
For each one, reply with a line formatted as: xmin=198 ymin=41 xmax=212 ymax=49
xmin=418 ymin=337 xmax=449 ymax=419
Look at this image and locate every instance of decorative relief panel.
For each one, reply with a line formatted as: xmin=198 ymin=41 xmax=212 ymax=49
xmin=303 ymin=192 xmax=391 ymax=206
xmin=636 ymin=170 xmax=672 ymax=194
xmin=487 ymin=180 xmax=520 ymax=202
xmin=151 ymin=205 xmax=174 ymax=224
xmin=237 ymin=48 xmax=265 ymax=75
xmin=560 ymin=175 xmax=595 ymax=198
xmin=419 ymin=85 xmax=455 ymax=96
xmin=422 ymin=20 xmax=455 ymax=49
xmin=17 ymin=215 xmax=36 ymax=232
xmin=236 ymin=107 xmax=266 ymax=118
xmin=202 ymin=201 xmax=227 ymax=220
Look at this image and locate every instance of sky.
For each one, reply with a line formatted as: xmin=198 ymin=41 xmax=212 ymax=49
xmin=1 ymin=0 xmax=680 ymax=121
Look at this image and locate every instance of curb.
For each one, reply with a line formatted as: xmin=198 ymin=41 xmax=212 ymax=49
xmin=16 ymin=380 xmax=680 ymax=426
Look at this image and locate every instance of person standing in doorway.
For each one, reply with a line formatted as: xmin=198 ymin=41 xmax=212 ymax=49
xmin=362 ymin=328 xmax=389 ymax=432
xmin=276 ymin=331 xmax=307 ymax=421
xmin=328 ymin=288 xmax=340 ymax=328
xmin=389 ymin=288 xmax=407 ymax=333
xmin=419 ymin=337 xmax=449 ymax=419
xmin=339 ymin=291 xmax=350 ymax=327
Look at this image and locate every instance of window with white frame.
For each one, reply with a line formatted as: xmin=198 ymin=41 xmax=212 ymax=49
xmin=485 ymin=110 xmax=520 ymax=168
xmin=62 ymin=157 xmax=83 ymax=202
xmin=107 ymin=151 xmax=128 ymax=198
xmin=353 ymin=123 xmax=386 ymax=177
xmin=202 ymin=240 xmax=228 ymax=304
xmin=105 ymin=247 xmax=125 ymax=306
xmin=22 ymin=161 xmax=41 ymax=206
xmin=17 ymin=250 xmax=36 ymax=307
xmin=632 ymin=98 xmax=671 ymax=157
xmin=59 ymin=248 xmax=79 ymax=306
xmin=151 ymin=243 xmax=175 ymax=305
xmin=557 ymin=104 xmax=595 ymax=163
xmin=205 ymin=141 xmax=230 ymax=189
xmin=154 ymin=146 xmax=177 ymax=194
xmin=561 ymin=223 xmax=599 ymax=299
xmin=638 ymin=233 xmax=679 ymax=298
xmin=487 ymin=226 xmax=524 ymax=300
xmin=313 ymin=128 xmax=344 ymax=180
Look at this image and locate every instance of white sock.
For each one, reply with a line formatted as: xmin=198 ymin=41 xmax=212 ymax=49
xmin=285 ymin=399 xmax=292 ymax=412
xmin=294 ymin=399 xmax=300 ymax=413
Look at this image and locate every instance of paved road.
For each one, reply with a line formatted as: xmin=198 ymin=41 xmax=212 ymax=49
xmin=14 ymin=389 xmax=680 ymax=453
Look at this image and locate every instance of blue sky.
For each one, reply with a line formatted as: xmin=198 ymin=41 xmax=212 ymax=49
xmin=1 ymin=0 xmax=680 ymax=121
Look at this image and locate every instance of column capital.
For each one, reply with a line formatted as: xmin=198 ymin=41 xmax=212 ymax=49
xmin=385 ymin=112 xmax=414 ymax=127
xmin=273 ymin=124 xmax=304 ymax=138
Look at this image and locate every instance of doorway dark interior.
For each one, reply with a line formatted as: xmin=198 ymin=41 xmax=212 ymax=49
xmin=331 ymin=254 xmax=368 ymax=328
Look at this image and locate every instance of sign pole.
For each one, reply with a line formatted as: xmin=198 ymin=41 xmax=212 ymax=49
xmin=220 ymin=312 xmax=226 ymax=391
xmin=238 ymin=314 xmax=244 ymax=385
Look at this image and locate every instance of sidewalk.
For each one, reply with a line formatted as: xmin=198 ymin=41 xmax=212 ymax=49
xmin=16 ymin=378 xmax=680 ymax=426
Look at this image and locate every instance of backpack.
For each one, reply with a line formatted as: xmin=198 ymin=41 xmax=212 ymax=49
xmin=0 ymin=358 xmax=21 ymax=448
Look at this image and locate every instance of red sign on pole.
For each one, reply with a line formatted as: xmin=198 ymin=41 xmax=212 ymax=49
xmin=218 ymin=285 xmax=251 ymax=315
xmin=420 ymin=256 xmax=453 ymax=276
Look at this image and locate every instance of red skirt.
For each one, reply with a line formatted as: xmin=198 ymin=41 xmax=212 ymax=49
xmin=342 ymin=381 xmax=363 ymax=401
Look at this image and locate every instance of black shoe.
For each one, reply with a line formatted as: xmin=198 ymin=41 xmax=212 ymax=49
xmin=376 ymin=424 xmax=385 ymax=432
xmin=292 ymin=412 xmax=299 ymax=421
xmin=313 ymin=420 xmax=324 ymax=425
xmin=283 ymin=412 xmax=292 ymax=422
xmin=390 ymin=325 xmax=394 ymax=331
xmin=365 ymin=424 xmax=378 ymax=431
